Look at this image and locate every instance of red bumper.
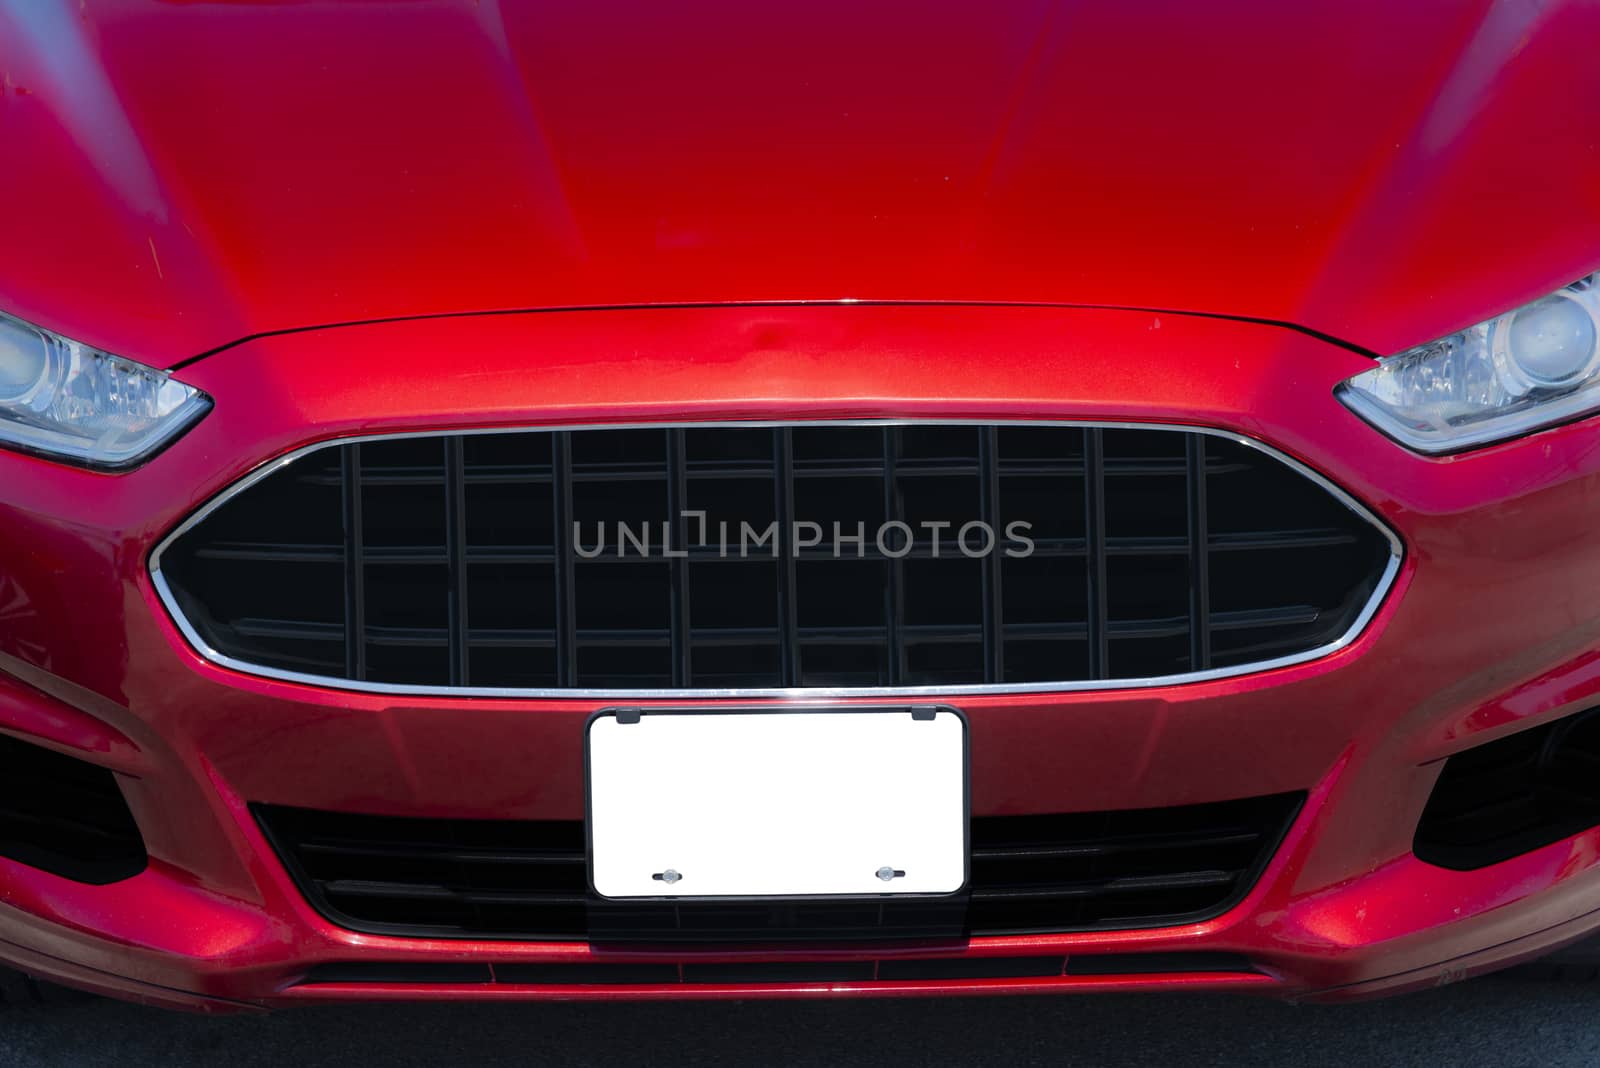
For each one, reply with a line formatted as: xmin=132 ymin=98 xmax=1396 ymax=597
xmin=4 ymin=304 xmax=1600 ymax=1010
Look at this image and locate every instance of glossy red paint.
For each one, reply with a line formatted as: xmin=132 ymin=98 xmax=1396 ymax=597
xmin=2 ymin=304 xmax=1600 ymax=1008
xmin=3 ymin=1 xmax=1600 ymax=370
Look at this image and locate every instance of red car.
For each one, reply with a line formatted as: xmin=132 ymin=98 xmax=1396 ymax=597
xmin=2 ymin=0 xmax=1600 ymax=1011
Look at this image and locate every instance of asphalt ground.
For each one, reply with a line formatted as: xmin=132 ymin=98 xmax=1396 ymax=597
xmin=0 ymin=974 xmax=1594 ymax=1067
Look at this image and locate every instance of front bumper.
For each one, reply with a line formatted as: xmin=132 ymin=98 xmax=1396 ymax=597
xmin=4 ymin=304 xmax=1600 ymax=1010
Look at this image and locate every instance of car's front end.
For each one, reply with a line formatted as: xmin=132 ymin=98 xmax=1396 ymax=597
xmin=4 ymin=0 xmax=1600 ymax=1011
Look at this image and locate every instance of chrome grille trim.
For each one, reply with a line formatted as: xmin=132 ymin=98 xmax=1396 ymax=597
xmin=148 ymin=419 xmax=1403 ymax=699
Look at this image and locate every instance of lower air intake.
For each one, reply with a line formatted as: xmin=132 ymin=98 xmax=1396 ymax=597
xmin=295 ymin=953 xmax=1261 ymax=987
xmin=0 ymin=732 xmax=145 ymax=885
xmin=1415 ymin=707 xmax=1600 ymax=870
xmin=255 ymin=793 xmax=1302 ymax=942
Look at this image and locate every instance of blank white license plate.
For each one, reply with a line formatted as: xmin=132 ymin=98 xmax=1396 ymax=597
xmin=587 ymin=708 xmax=967 ymax=899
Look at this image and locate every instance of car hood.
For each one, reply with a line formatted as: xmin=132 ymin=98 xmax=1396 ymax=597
xmin=2 ymin=0 xmax=1597 ymax=369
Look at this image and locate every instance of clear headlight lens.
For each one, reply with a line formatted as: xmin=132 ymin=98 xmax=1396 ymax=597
xmin=0 ymin=311 xmax=210 ymax=468
xmin=1338 ymin=274 xmax=1600 ymax=453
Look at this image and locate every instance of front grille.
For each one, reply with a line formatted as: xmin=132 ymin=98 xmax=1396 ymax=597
xmin=155 ymin=423 xmax=1396 ymax=693
xmin=255 ymin=793 xmax=1302 ymax=942
xmin=1415 ymin=707 xmax=1600 ymax=870
xmin=0 ymin=732 xmax=146 ymax=885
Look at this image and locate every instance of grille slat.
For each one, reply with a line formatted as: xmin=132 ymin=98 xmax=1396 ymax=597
xmin=666 ymin=428 xmax=692 ymax=687
xmin=1185 ymin=436 xmax=1212 ymax=671
xmin=979 ymin=427 xmax=1005 ymax=683
xmin=970 ymin=870 xmax=1241 ymax=901
xmin=971 ymin=829 xmax=1261 ymax=861
xmin=324 ymin=881 xmax=592 ymax=907
xmin=340 ymin=444 xmax=367 ymax=680
xmin=255 ymin=792 xmax=1302 ymax=942
xmin=774 ymin=427 xmax=799 ymax=687
xmin=297 ymin=953 xmax=1262 ymax=987
xmin=299 ymin=841 xmax=585 ymax=866
xmin=1083 ymin=428 xmax=1110 ymax=679
xmin=552 ymin=432 xmax=577 ymax=687
xmin=251 ymin=621 xmax=1043 ymax=649
xmin=444 ymin=438 xmax=470 ymax=686
xmin=186 ymin=528 xmax=1359 ymax=566
xmin=221 ymin=605 xmax=1325 ymax=652
xmin=883 ymin=428 xmax=906 ymax=685
xmin=158 ymin=423 xmax=1394 ymax=693
xmin=292 ymin=458 xmax=1258 ymax=487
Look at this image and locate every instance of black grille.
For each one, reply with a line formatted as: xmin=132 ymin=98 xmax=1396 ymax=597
xmin=158 ymin=424 xmax=1393 ymax=691
xmin=296 ymin=954 xmax=1258 ymax=986
xmin=255 ymin=793 xmax=1302 ymax=942
xmin=0 ymin=732 xmax=146 ymax=885
xmin=1415 ymin=708 xmax=1600 ymax=870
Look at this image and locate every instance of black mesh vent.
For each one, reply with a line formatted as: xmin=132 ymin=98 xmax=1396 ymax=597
xmin=158 ymin=424 xmax=1393 ymax=691
xmin=297 ymin=952 xmax=1258 ymax=986
xmin=1415 ymin=708 xmax=1600 ymax=870
xmin=0 ymin=732 xmax=146 ymax=885
xmin=255 ymin=793 xmax=1302 ymax=942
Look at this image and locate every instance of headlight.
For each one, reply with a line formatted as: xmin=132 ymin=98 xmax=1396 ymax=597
xmin=0 ymin=311 xmax=210 ymax=469
xmin=1337 ymin=274 xmax=1600 ymax=453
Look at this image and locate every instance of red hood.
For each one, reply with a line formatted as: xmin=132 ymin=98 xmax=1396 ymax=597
xmin=2 ymin=0 xmax=1597 ymax=369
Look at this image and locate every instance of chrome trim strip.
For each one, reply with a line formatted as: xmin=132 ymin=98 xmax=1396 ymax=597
xmin=148 ymin=420 xmax=1405 ymax=700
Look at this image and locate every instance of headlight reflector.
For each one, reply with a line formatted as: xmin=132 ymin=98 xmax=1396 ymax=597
xmin=1501 ymin=292 xmax=1597 ymax=388
xmin=0 ymin=321 xmax=53 ymax=404
xmin=1338 ymin=275 xmax=1600 ymax=453
xmin=0 ymin=312 xmax=210 ymax=468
